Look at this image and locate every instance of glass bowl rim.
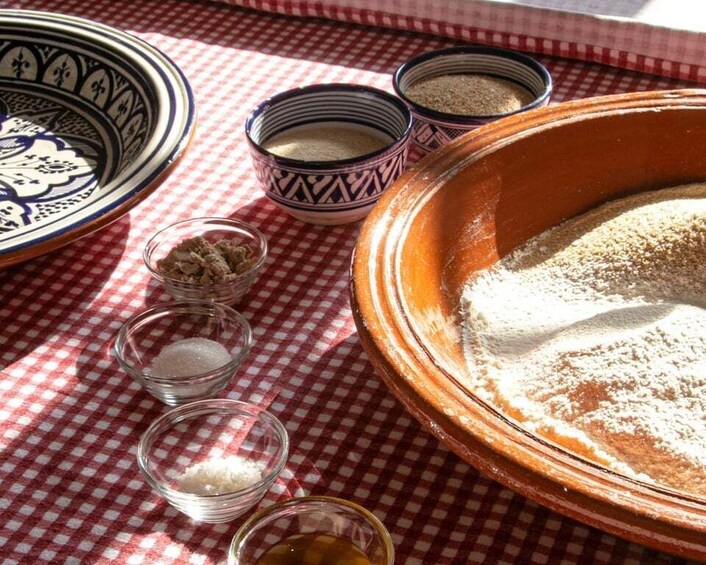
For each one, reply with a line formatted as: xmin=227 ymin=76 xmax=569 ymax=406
xmin=228 ymin=495 xmax=395 ymax=563
xmin=143 ymin=216 xmax=268 ymax=287
xmin=136 ymin=398 xmax=289 ymax=501
xmin=113 ymin=299 xmax=253 ymax=382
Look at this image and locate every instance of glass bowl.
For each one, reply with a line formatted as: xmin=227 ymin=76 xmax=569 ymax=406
xmin=144 ymin=217 xmax=268 ymax=305
xmin=137 ymin=399 xmax=289 ymax=523
xmin=113 ymin=300 xmax=252 ymax=405
xmin=228 ymin=496 xmax=395 ymax=564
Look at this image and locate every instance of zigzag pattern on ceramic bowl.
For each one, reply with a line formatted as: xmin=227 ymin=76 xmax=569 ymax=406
xmin=246 ymin=83 xmax=411 ymax=225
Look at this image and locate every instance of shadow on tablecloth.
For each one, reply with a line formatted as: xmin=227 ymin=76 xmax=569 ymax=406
xmin=0 ymin=215 xmax=130 ymax=371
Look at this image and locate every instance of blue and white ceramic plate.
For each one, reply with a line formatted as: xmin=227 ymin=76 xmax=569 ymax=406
xmin=0 ymin=10 xmax=195 ymax=267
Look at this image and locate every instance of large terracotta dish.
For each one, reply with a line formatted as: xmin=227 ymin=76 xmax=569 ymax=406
xmin=0 ymin=10 xmax=195 ymax=268
xmin=351 ymin=90 xmax=706 ymax=560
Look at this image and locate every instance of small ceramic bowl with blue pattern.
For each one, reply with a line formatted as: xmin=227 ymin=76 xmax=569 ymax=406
xmin=246 ymin=84 xmax=412 ymax=225
xmin=393 ymin=46 xmax=552 ymax=162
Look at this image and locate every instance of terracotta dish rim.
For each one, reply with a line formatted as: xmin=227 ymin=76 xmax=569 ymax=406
xmin=351 ymin=89 xmax=706 ymax=560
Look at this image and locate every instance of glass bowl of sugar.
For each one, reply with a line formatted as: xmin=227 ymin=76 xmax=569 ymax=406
xmin=113 ymin=300 xmax=252 ymax=405
xmin=245 ymin=83 xmax=412 ymax=225
xmin=137 ymin=399 xmax=289 ymax=523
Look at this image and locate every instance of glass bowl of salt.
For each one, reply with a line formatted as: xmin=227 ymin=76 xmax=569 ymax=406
xmin=113 ymin=300 xmax=252 ymax=405
xmin=137 ymin=399 xmax=289 ymax=523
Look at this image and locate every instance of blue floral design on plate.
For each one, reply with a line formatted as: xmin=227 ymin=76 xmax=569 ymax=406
xmin=0 ymin=10 xmax=195 ymax=267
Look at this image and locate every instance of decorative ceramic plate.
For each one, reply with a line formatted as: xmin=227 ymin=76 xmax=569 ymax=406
xmin=0 ymin=10 xmax=195 ymax=267
xmin=351 ymin=90 xmax=706 ymax=561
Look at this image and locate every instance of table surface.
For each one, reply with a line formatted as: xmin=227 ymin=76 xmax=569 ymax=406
xmin=0 ymin=0 xmax=701 ymax=563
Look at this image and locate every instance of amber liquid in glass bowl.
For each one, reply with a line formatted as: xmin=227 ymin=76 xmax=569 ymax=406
xmin=256 ymin=533 xmax=371 ymax=565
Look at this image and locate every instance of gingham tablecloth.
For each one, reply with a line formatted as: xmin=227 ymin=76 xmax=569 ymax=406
xmin=0 ymin=0 xmax=701 ymax=563
xmin=217 ymin=0 xmax=706 ymax=81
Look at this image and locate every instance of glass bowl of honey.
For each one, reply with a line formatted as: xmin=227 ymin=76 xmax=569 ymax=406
xmin=228 ymin=496 xmax=394 ymax=564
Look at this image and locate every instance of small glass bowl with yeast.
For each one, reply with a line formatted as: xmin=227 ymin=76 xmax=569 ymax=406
xmin=137 ymin=399 xmax=289 ymax=523
xmin=246 ymin=83 xmax=412 ymax=225
xmin=144 ymin=217 xmax=268 ymax=306
xmin=113 ymin=300 xmax=252 ymax=405
xmin=228 ymin=496 xmax=394 ymax=565
xmin=393 ymin=45 xmax=552 ymax=161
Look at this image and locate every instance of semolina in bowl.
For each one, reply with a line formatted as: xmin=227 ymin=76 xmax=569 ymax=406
xmin=245 ymin=83 xmax=412 ymax=225
xmin=393 ymin=45 xmax=552 ymax=161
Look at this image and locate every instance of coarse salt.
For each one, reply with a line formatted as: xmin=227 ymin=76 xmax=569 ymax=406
xmin=177 ymin=455 xmax=264 ymax=495
xmin=149 ymin=337 xmax=232 ymax=378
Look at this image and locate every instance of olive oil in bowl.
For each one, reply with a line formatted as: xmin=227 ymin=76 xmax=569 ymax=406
xmin=256 ymin=533 xmax=372 ymax=565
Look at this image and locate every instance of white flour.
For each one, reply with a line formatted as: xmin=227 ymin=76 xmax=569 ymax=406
xmin=461 ymin=183 xmax=706 ymax=495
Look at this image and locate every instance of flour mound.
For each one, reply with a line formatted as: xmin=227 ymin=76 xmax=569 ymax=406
xmin=462 ymin=183 xmax=706 ymax=495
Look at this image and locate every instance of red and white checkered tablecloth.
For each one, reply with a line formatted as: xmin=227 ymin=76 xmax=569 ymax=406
xmin=0 ymin=0 xmax=702 ymax=563
xmin=214 ymin=0 xmax=706 ymax=81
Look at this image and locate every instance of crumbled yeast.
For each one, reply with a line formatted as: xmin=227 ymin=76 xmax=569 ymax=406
xmin=156 ymin=236 xmax=254 ymax=284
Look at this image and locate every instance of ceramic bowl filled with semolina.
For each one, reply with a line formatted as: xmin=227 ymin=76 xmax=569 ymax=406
xmin=144 ymin=217 xmax=268 ymax=306
xmin=351 ymin=90 xmax=706 ymax=560
xmin=393 ymin=45 xmax=552 ymax=161
xmin=246 ymin=83 xmax=412 ymax=225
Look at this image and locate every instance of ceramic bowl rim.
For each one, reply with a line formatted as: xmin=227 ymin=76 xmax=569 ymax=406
xmin=244 ymin=83 xmax=412 ymax=169
xmin=392 ymin=45 xmax=553 ymax=123
xmin=351 ymin=89 xmax=706 ymax=559
xmin=136 ymin=399 xmax=289 ymax=501
xmin=0 ymin=9 xmax=196 ymax=266
xmin=113 ymin=299 xmax=253 ymax=383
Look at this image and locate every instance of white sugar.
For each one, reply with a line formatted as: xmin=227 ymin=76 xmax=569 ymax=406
xmin=461 ymin=183 xmax=706 ymax=495
xmin=177 ymin=455 xmax=263 ymax=495
xmin=149 ymin=337 xmax=232 ymax=378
